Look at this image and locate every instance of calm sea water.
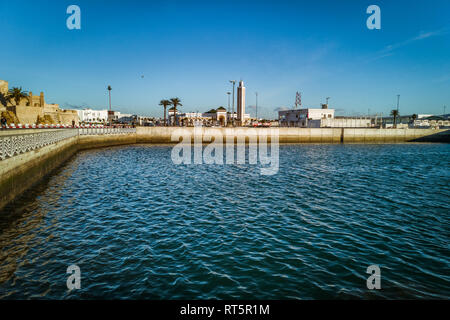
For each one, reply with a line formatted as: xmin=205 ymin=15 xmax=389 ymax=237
xmin=0 ymin=144 xmax=449 ymax=299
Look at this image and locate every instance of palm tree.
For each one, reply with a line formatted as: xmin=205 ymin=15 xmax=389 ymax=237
xmin=7 ymin=87 xmax=28 ymax=106
xmin=0 ymin=92 xmax=10 ymax=107
xmin=390 ymin=109 xmax=399 ymax=128
xmin=408 ymin=113 xmax=418 ymax=127
xmin=169 ymin=97 xmax=182 ymax=126
xmin=107 ymin=85 xmax=112 ymax=111
xmin=159 ymin=99 xmax=171 ymax=126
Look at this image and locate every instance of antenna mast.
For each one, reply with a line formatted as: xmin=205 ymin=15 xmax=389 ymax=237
xmin=295 ymin=92 xmax=301 ymax=109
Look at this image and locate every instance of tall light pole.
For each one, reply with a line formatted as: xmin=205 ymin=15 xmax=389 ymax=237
xmin=226 ymin=91 xmax=231 ymax=126
xmin=107 ymin=85 xmax=112 ymax=126
xmin=255 ymin=92 xmax=258 ymax=121
xmin=326 ymin=97 xmax=330 ymax=106
xmin=229 ymin=80 xmax=236 ymax=127
xmin=396 ymin=94 xmax=400 ymax=127
xmin=107 ymin=85 xmax=112 ymax=111
xmin=444 ymin=105 xmax=447 ymax=116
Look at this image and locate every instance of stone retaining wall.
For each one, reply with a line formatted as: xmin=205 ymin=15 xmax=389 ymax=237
xmin=136 ymin=127 xmax=450 ymax=144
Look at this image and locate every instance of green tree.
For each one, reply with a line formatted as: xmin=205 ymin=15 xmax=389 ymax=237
xmin=390 ymin=109 xmax=399 ymax=128
xmin=169 ymin=97 xmax=182 ymax=126
xmin=159 ymin=99 xmax=171 ymax=127
xmin=7 ymin=87 xmax=28 ymax=106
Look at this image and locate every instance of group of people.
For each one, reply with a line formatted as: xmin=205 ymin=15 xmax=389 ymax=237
xmin=0 ymin=118 xmax=79 ymax=129
xmin=0 ymin=116 xmax=7 ymax=129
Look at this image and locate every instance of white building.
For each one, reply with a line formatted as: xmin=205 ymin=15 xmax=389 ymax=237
xmin=116 ymin=112 xmax=133 ymax=122
xmin=77 ymin=109 xmax=108 ymax=123
xmin=237 ymin=80 xmax=246 ymax=124
xmin=412 ymin=117 xmax=450 ymax=128
xmin=174 ymin=108 xmax=250 ymax=126
xmin=418 ymin=114 xmax=434 ymax=119
xmin=77 ymin=109 xmax=138 ymax=124
xmin=180 ymin=112 xmax=211 ymax=126
xmin=204 ymin=107 xmax=228 ymax=126
xmin=310 ymin=117 xmax=372 ymax=128
xmin=278 ymin=107 xmax=334 ymax=127
xmin=278 ymin=106 xmax=374 ymax=128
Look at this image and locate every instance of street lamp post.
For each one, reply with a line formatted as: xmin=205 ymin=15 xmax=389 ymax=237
xmin=255 ymin=92 xmax=258 ymax=122
xmin=227 ymin=91 xmax=231 ymax=121
xmin=396 ymin=94 xmax=400 ymax=128
xmin=229 ymin=80 xmax=236 ymax=127
xmin=108 ymin=85 xmax=112 ymax=111
xmin=107 ymin=85 xmax=112 ymax=126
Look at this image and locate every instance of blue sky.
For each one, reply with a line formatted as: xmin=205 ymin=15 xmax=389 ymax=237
xmin=1 ymin=0 xmax=449 ymax=118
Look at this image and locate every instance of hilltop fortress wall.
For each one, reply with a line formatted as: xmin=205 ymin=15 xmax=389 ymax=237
xmin=0 ymin=79 xmax=79 ymax=126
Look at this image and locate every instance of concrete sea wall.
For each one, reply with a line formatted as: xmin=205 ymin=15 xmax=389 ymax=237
xmin=78 ymin=133 xmax=136 ymax=150
xmin=343 ymin=128 xmax=450 ymax=143
xmin=0 ymin=134 xmax=78 ymax=211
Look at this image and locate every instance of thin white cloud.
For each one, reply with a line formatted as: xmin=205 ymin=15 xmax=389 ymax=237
xmin=365 ymin=52 xmax=394 ymax=63
xmin=368 ymin=27 xmax=450 ymax=62
xmin=413 ymin=30 xmax=446 ymax=40
xmin=307 ymin=42 xmax=338 ymax=63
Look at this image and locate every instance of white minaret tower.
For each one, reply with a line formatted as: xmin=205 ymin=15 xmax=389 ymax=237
xmin=237 ymin=80 xmax=245 ymax=125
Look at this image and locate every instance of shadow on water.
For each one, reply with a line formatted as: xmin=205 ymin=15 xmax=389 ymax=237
xmin=0 ymin=144 xmax=156 ymax=289
xmin=0 ymin=155 xmax=77 ymax=230
xmin=0 ymin=143 xmax=142 ymax=228
xmin=411 ymin=129 xmax=450 ymax=142
xmin=0 ymin=145 xmax=90 ymax=288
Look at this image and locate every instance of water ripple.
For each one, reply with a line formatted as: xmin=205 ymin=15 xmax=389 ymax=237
xmin=0 ymin=144 xmax=449 ymax=299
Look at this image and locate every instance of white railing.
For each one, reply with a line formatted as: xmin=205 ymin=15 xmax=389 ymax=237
xmin=0 ymin=127 xmax=136 ymax=161
xmin=78 ymin=127 xmax=136 ymax=135
xmin=0 ymin=129 xmax=78 ymax=161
